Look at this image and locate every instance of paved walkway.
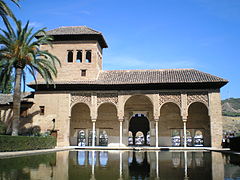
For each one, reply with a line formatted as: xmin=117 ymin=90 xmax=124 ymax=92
xmin=0 ymin=146 xmax=231 ymax=159
xmin=0 ymin=147 xmax=74 ymax=159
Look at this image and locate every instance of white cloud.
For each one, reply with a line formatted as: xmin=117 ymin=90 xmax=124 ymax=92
xmin=29 ymin=22 xmax=43 ymax=28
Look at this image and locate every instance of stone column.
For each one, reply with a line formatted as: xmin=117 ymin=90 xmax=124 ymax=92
xmin=119 ymin=119 xmax=124 ymax=146
xmin=156 ymin=151 xmax=159 ymax=178
xmin=92 ymin=119 xmax=96 ymax=147
xmin=209 ymin=91 xmax=223 ymax=148
xmin=119 ymin=151 xmax=123 ymax=179
xmin=90 ymin=150 xmax=96 ymax=180
xmin=183 ymin=117 xmax=187 ymax=148
xmin=184 ymin=151 xmax=188 ymax=179
xmin=155 ymin=119 xmax=159 ymax=147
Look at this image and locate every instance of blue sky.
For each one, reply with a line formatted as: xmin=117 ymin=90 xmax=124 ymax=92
xmin=5 ymin=0 xmax=240 ymax=99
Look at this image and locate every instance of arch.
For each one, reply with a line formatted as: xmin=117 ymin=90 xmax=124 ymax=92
xmin=86 ymin=50 xmax=92 ymax=63
xmin=96 ymin=102 xmax=118 ymax=146
xmin=67 ymin=50 xmax=73 ymax=63
xmin=71 ymin=101 xmax=90 ymax=110
xmin=124 ymin=94 xmax=154 ymax=109
xmin=76 ymin=50 xmax=82 ymax=63
xmin=124 ymin=95 xmax=153 ymax=146
xmin=187 ymin=101 xmax=209 ymax=115
xmin=159 ymin=102 xmax=182 ymax=146
xmin=160 ymin=100 xmax=181 ymax=112
xmin=187 ymin=102 xmax=210 ymax=146
xmin=129 ymin=116 xmax=150 ymax=146
xmin=70 ymin=103 xmax=92 ymax=146
xmin=97 ymin=102 xmax=117 ymax=111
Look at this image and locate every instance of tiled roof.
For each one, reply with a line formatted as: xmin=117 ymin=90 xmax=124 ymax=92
xmin=37 ymin=26 xmax=101 ymax=36
xmin=32 ymin=69 xmax=228 ymax=85
xmin=0 ymin=93 xmax=33 ymax=105
xmin=96 ymin=69 xmax=228 ymax=84
xmin=36 ymin=26 xmax=108 ymax=48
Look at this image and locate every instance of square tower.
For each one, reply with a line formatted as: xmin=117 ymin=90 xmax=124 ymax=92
xmin=36 ymin=26 xmax=108 ymax=81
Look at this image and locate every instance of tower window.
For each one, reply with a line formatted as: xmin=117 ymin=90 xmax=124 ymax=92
xmin=81 ymin=69 xmax=87 ymax=76
xmin=76 ymin=50 xmax=82 ymax=63
xmin=86 ymin=50 xmax=92 ymax=63
xmin=39 ymin=106 xmax=45 ymax=115
xmin=67 ymin=50 xmax=73 ymax=63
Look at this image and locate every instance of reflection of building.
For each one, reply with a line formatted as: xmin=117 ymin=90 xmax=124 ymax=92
xmin=0 ymin=26 xmax=228 ymax=148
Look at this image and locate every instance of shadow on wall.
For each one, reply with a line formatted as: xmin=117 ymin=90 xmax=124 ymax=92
xmin=1 ymin=109 xmax=42 ymax=136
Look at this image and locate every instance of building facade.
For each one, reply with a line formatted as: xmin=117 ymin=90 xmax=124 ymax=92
xmin=1 ymin=26 xmax=228 ymax=148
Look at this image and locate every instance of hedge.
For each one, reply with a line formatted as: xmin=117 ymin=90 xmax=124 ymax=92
xmin=0 ymin=135 xmax=56 ymax=152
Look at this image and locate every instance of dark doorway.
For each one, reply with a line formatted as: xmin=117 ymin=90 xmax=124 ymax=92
xmin=129 ymin=114 xmax=150 ymax=146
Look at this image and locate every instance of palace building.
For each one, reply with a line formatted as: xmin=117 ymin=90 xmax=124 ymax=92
xmin=0 ymin=26 xmax=228 ymax=148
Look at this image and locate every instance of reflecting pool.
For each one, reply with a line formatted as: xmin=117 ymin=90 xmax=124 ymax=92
xmin=0 ymin=150 xmax=240 ymax=179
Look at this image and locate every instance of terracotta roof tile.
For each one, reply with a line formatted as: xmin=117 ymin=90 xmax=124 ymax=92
xmin=31 ymin=69 xmax=228 ymax=85
xmin=37 ymin=26 xmax=101 ymax=36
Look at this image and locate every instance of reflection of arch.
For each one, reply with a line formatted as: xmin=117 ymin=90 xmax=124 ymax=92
xmin=187 ymin=102 xmax=210 ymax=146
xmin=129 ymin=151 xmax=150 ymax=179
xmin=99 ymin=151 xmax=108 ymax=166
xmin=70 ymin=103 xmax=91 ymax=146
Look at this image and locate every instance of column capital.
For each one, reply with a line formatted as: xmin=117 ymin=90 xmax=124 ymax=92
xmin=182 ymin=116 xmax=187 ymax=122
xmin=91 ymin=119 xmax=97 ymax=122
xmin=154 ymin=119 xmax=159 ymax=122
xmin=118 ymin=118 xmax=124 ymax=122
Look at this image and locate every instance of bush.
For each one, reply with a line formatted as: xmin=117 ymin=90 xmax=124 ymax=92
xmin=0 ymin=135 xmax=56 ymax=152
xmin=0 ymin=121 xmax=7 ymax=135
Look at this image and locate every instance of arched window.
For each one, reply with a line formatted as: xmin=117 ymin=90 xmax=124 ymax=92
xmin=128 ymin=131 xmax=133 ymax=145
xmin=67 ymin=50 xmax=73 ymax=63
xmin=171 ymin=129 xmax=181 ymax=146
xmin=194 ymin=130 xmax=204 ymax=146
xmin=86 ymin=50 xmax=91 ymax=63
xmin=135 ymin=131 xmax=144 ymax=145
xmin=78 ymin=130 xmax=86 ymax=146
xmin=99 ymin=130 xmax=108 ymax=146
xmin=76 ymin=50 xmax=82 ymax=63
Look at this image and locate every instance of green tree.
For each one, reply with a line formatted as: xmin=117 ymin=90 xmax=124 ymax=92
xmin=0 ymin=0 xmax=19 ymax=19
xmin=0 ymin=19 xmax=60 ymax=135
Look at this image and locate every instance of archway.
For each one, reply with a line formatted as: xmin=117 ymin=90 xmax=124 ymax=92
xmin=159 ymin=102 xmax=182 ymax=146
xmin=124 ymin=95 xmax=153 ymax=146
xmin=70 ymin=103 xmax=91 ymax=146
xmin=187 ymin=102 xmax=210 ymax=146
xmin=96 ymin=103 xmax=118 ymax=146
xmin=129 ymin=114 xmax=150 ymax=145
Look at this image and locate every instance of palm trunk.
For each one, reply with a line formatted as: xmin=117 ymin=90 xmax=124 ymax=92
xmin=11 ymin=67 xmax=22 ymax=136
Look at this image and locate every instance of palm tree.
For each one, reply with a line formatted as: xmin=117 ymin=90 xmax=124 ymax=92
xmin=0 ymin=0 xmax=19 ymax=19
xmin=0 ymin=19 xmax=60 ymax=135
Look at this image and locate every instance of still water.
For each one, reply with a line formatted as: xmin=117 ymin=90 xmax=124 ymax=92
xmin=0 ymin=150 xmax=239 ymax=180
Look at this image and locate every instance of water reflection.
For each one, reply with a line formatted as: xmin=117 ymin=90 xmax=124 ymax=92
xmin=128 ymin=151 xmax=150 ymax=179
xmin=1 ymin=150 xmax=240 ymax=179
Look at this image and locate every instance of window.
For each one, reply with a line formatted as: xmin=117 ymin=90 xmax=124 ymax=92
xmin=81 ymin=69 xmax=86 ymax=76
xmin=76 ymin=50 xmax=82 ymax=63
xmin=85 ymin=50 xmax=91 ymax=63
xmin=67 ymin=51 xmax=73 ymax=63
xmin=20 ymin=108 xmax=28 ymax=118
xmin=39 ymin=106 xmax=45 ymax=115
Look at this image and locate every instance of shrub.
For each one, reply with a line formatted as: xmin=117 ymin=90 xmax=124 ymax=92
xmin=0 ymin=135 xmax=56 ymax=152
xmin=0 ymin=121 xmax=7 ymax=135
